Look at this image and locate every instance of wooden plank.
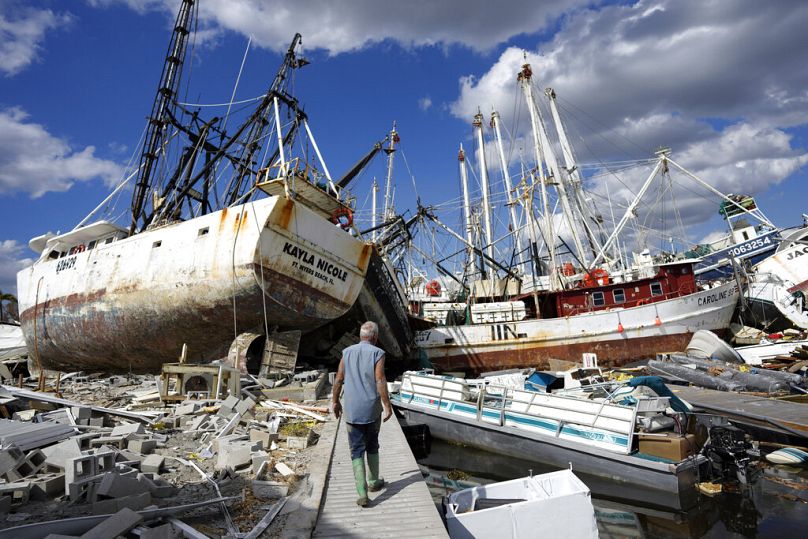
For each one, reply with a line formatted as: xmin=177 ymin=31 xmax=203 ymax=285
xmin=314 ymin=416 xmax=447 ymax=538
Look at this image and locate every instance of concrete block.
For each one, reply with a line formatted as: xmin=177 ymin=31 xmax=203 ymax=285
xmin=0 ymin=480 xmax=30 ymax=505
xmin=98 ymin=472 xmax=150 ymax=499
xmin=79 ymin=507 xmax=143 ymax=539
xmin=251 ymin=450 xmax=269 ymax=474
xmin=92 ymin=491 xmax=151 ymax=515
xmin=29 ymin=472 xmax=65 ymax=500
xmin=68 ymin=474 xmax=103 ymax=503
xmin=0 ymin=445 xmax=24 ymax=475
xmin=234 ymin=396 xmax=256 ymax=417
xmin=90 ymin=436 xmax=127 ymax=449
xmin=128 ymin=439 xmax=157 ymax=455
xmin=216 ymin=441 xmax=252 ymax=470
xmin=141 ymin=455 xmax=164 ymax=474
xmin=11 ymin=409 xmax=36 ymax=421
xmin=188 ymin=415 xmax=210 ymax=430
xmin=0 ymin=496 xmax=10 ymax=514
xmin=119 ymin=449 xmax=145 ymax=463
xmin=71 ymin=406 xmax=92 ymax=420
xmin=212 ymin=434 xmax=246 ymax=454
xmin=174 ymin=403 xmax=199 ymax=416
xmin=139 ymin=474 xmax=178 ymax=498
xmin=42 ymin=438 xmax=83 ymax=471
xmin=249 ymin=429 xmax=278 ymax=449
xmin=111 ymin=423 xmax=144 ymax=437
xmin=88 ymin=417 xmax=105 ymax=428
xmin=65 ymin=455 xmax=97 ymax=495
xmin=219 ymin=395 xmax=240 ymax=412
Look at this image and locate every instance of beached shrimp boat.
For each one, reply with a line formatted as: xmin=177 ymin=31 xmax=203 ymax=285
xmin=14 ymin=1 xmax=398 ymax=371
xmin=416 ymin=263 xmax=739 ymax=373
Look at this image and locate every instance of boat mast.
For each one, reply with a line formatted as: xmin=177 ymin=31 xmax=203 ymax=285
xmin=473 ymin=111 xmax=496 ymax=271
xmin=129 ymin=0 xmax=196 ymax=235
xmin=518 ymin=64 xmax=559 ymax=289
xmin=458 ymin=145 xmax=478 ymax=278
xmin=383 ymin=122 xmax=399 ymax=221
xmin=490 ymin=110 xmax=527 ymax=277
xmin=545 ymin=87 xmax=605 ymax=261
xmin=520 ymin=66 xmax=588 ymax=268
xmin=371 ymin=179 xmax=379 ymax=242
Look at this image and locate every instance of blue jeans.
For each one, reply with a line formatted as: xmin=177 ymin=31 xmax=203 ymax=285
xmin=346 ymin=417 xmax=381 ymax=460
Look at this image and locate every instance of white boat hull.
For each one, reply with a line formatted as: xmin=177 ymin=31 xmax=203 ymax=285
xmin=16 ymin=196 xmax=371 ymax=371
xmin=416 ymin=282 xmax=739 ymax=372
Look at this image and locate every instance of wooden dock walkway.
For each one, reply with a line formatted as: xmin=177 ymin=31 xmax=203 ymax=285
xmin=313 ymin=416 xmax=448 ymax=538
xmin=672 ymin=385 xmax=808 ymax=443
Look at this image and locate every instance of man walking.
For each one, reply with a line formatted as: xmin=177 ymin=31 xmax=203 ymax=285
xmin=331 ymin=321 xmax=393 ymax=507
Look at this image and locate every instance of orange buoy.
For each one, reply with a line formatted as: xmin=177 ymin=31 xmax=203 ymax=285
xmin=617 ymin=322 xmax=624 ymax=333
xmin=655 ymin=316 xmax=662 ymax=326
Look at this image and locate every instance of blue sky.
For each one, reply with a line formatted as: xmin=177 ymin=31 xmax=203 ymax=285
xmin=2 ymin=0 xmax=808 ymax=294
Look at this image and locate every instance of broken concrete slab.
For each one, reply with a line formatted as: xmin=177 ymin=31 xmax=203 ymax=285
xmin=41 ymin=438 xmax=83 ymax=471
xmin=79 ymin=507 xmax=143 ymax=539
xmin=97 ymin=473 xmax=150 ymax=499
xmin=216 ymin=441 xmax=252 ymax=470
xmin=110 ymin=423 xmax=144 ymax=437
xmin=141 ymin=455 xmax=164 ymax=474
xmin=127 ymin=439 xmax=157 ymax=455
xmin=92 ymin=491 xmax=151 ymax=515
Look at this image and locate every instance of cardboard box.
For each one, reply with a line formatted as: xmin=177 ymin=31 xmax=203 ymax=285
xmin=638 ymin=432 xmax=697 ymax=461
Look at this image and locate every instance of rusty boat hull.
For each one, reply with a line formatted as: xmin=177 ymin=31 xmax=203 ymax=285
xmin=416 ymin=282 xmax=739 ymax=373
xmin=17 ymin=195 xmax=371 ymax=371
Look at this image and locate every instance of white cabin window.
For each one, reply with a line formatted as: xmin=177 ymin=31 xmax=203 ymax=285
xmin=198 ymin=227 xmax=209 ymax=237
xmin=613 ymin=289 xmax=626 ymax=303
xmin=153 ymin=241 xmax=162 ymax=248
xmin=105 ymin=238 xmax=113 ymax=244
xmin=88 ymin=240 xmax=97 ymax=250
xmin=592 ymin=292 xmax=605 ymax=306
xmin=651 ymin=282 xmax=663 ymax=296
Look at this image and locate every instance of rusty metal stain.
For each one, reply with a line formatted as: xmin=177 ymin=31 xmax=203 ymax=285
xmin=278 ymin=199 xmax=294 ymax=230
xmin=427 ymin=332 xmax=696 ymax=376
xmin=357 ymin=244 xmax=372 ymax=273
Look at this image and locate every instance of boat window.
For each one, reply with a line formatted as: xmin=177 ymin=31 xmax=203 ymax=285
xmin=651 ymin=282 xmax=663 ymax=296
xmin=198 ymin=227 xmax=209 ymax=237
xmin=48 ymin=251 xmax=59 ymax=259
xmin=613 ymin=288 xmax=626 ymax=303
xmin=153 ymin=240 xmax=162 ymax=248
xmin=105 ymin=237 xmax=114 ymax=244
xmin=88 ymin=240 xmax=97 ymax=250
xmin=592 ymin=291 xmax=605 ymax=306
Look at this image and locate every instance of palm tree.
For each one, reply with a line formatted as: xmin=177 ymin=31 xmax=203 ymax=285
xmin=0 ymin=291 xmax=18 ymax=323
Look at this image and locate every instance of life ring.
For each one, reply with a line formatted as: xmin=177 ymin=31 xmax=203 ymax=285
xmin=636 ymin=298 xmax=649 ymax=306
xmin=330 ymin=207 xmax=353 ymax=229
xmin=582 ymin=268 xmax=610 ymax=287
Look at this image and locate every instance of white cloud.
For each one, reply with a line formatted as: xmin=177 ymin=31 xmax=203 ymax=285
xmin=0 ymin=240 xmax=33 ymax=296
xmin=418 ymin=97 xmax=433 ymax=111
xmin=0 ymin=6 xmax=72 ymax=76
xmin=91 ymin=0 xmax=594 ymax=53
xmin=450 ymin=0 xmax=808 ymax=234
xmin=0 ymin=108 xmax=124 ymax=198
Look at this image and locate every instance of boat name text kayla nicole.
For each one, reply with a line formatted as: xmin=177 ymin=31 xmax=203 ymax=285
xmin=282 ymin=241 xmax=348 ymax=284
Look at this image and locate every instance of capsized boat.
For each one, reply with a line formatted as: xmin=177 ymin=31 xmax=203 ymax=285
xmin=444 ymin=469 xmax=598 ymax=539
xmin=15 ymin=1 xmax=408 ymax=371
xmin=392 ymin=370 xmax=758 ymax=509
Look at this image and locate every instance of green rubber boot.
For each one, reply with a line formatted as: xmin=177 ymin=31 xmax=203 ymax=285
xmin=367 ymin=452 xmax=385 ymax=491
xmin=351 ymin=458 xmax=369 ymax=506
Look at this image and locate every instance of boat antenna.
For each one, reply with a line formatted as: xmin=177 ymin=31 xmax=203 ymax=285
xmin=129 ymin=0 xmax=196 ymax=235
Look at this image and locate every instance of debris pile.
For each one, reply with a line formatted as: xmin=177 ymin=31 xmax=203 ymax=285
xmin=0 ymin=363 xmax=334 ymax=538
